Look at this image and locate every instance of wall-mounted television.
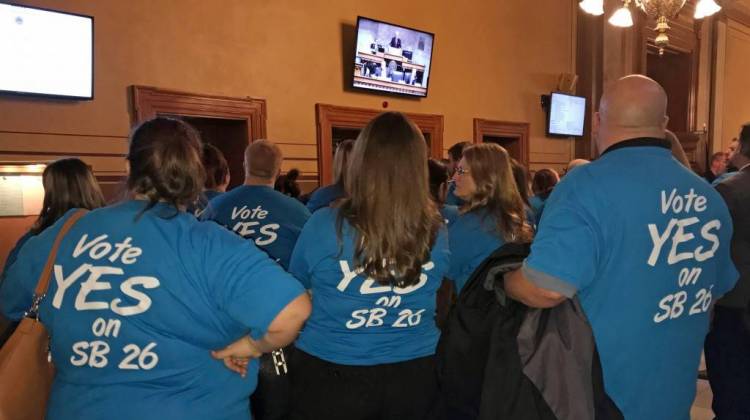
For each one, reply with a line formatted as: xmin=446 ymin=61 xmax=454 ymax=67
xmin=352 ymin=16 xmax=434 ymax=98
xmin=0 ymin=3 xmax=93 ymax=100
xmin=546 ymin=92 xmax=586 ymax=137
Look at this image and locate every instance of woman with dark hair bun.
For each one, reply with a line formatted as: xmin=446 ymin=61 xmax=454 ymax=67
xmin=0 ymin=117 xmax=311 ymax=420
xmin=287 ymin=112 xmax=450 ymax=420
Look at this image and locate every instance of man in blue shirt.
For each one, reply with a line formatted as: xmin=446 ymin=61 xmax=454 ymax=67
xmin=203 ymin=140 xmax=310 ymax=270
xmin=505 ymin=75 xmax=738 ymax=420
xmin=202 ymin=139 xmax=310 ymax=420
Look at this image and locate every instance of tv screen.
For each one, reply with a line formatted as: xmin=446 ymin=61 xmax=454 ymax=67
xmin=0 ymin=4 xmax=93 ymax=100
xmin=547 ymin=93 xmax=586 ymax=137
xmin=352 ymin=17 xmax=434 ymax=98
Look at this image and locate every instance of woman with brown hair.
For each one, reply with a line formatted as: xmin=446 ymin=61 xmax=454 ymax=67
xmin=428 ymin=158 xmax=459 ymax=225
xmin=0 ymin=158 xmax=106 ymax=345
xmin=0 ymin=117 xmax=310 ymax=420
xmin=1 ymin=158 xmax=106 ymax=281
xmin=530 ymin=168 xmax=560 ymax=225
xmin=448 ymin=143 xmax=534 ymax=292
xmin=511 ymin=157 xmax=532 ymax=209
xmin=189 ymin=142 xmax=230 ymax=217
xmin=286 ymin=112 xmax=450 ymax=420
xmin=305 ymin=139 xmax=354 ymax=212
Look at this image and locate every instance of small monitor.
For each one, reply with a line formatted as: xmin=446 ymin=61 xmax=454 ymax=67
xmin=547 ymin=93 xmax=586 ymax=137
xmin=0 ymin=4 xmax=94 ymax=100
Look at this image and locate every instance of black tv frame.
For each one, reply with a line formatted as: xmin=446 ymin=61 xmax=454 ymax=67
xmin=0 ymin=3 xmax=94 ymax=101
xmin=545 ymin=92 xmax=586 ymax=138
xmin=352 ymin=16 xmax=435 ymax=99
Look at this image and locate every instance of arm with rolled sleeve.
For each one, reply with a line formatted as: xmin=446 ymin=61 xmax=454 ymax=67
xmin=202 ymin=225 xmax=309 ymax=345
xmin=506 ymin=180 xmax=600 ymax=308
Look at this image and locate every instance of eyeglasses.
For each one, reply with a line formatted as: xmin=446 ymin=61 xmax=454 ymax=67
xmin=455 ymin=166 xmax=470 ymax=175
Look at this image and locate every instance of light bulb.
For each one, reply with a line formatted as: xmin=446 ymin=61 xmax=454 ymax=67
xmin=609 ymin=6 xmax=634 ymax=27
xmin=695 ymin=0 xmax=721 ymax=19
xmin=579 ymin=0 xmax=604 ymax=16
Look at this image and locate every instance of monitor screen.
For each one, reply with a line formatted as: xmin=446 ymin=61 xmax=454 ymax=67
xmin=352 ymin=17 xmax=434 ymax=98
xmin=547 ymin=93 xmax=586 ymax=137
xmin=0 ymin=4 xmax=93 ymax=100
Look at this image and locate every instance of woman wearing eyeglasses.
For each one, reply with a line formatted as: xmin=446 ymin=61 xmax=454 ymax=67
xmin=447 ymin=143 xmax=534 ymax=293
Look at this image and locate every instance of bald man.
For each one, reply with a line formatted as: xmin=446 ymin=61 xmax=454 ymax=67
xmin=202 ymin=140 xmax=310 ymax=420
xmin=504 ymin=75 xmax=738 ymax=419
xmin=565 ymin=158 xmax=590 ymax=174
xmin=203 ymin=140 xmax=310 ymax=269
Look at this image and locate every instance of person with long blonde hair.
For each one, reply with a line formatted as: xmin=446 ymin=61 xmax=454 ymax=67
xmin=287 ymin=112 xmax=450 ymax=420
xmin=448 ymin=143 xmax=534 ymax=292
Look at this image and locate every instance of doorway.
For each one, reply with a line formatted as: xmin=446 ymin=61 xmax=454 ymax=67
xmin=178 ymin=117 xmax=248 ymax=190
xmin=131 ymin=86 xmax=268 ymax=191
xmin=646 ymin=46 xmax=705 ymax=171
xmin=646 ymin=48 xmax=695 ymax=134
xmin=316 ymin=104 xmax=444 ymax=185
xmin=473 ymin=119 xmax=530 ymax=166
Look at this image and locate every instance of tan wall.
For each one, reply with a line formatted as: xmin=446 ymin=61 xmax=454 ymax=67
xmin=0 ymin=0 xmax=577 ymax=266
xmin=713 ymin=18 xmax=750 ymax=153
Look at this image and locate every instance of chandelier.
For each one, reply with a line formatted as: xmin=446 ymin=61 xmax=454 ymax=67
xmin=579 ymin=0 xmax=723 ymax=55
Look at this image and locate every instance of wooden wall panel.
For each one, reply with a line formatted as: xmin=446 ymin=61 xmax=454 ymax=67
xmin=0 ymin=0 xmax=578 ymax=265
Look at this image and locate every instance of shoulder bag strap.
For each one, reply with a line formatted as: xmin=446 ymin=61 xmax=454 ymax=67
xmin=28 ymin=209 xmax=88 ymax=316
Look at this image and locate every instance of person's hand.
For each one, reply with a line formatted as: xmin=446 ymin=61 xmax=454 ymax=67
xmin=211 ymin=336 xmax=262 ymax=377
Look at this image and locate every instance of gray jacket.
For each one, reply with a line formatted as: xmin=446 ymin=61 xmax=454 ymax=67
xmin=715 ymin=165 xmax=750 ymax=309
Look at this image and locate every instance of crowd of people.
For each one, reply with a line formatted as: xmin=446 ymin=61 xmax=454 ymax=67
xmin=0 ymin=74 xmax=747 ymax=420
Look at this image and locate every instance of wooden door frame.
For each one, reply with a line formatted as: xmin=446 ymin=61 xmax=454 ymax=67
xmin=472 ymin=118 xmax=530 ymax=167
xmin=130 ymin=86 xmax=267 ymax=141
xmin=315 ymin=103 xmax=444 ymax=185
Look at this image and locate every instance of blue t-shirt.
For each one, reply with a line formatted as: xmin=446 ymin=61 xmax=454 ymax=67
xmin=524 ymin=143 xmax=738 ymax=420
xmin=440 ymin=204 xmax=459 ymax=226
xmin=444 ymin=183 xmax=464 ymax=206
xmin=289 ymin=207 xmax=450 ymax=365
xmin=447 ymin=208 xmax=505 ymax=292
xmin=203 ymin=185 xmax=310 ymax=269
xmin=306 ymin=183 xmax=345 ymax=213
xmin=529 ymin=195 xmax=546 ymax=225
xmin=0 ymin=201 xmax=305 ymax=420
xmin=1 ymin=230 xmax=33 ymax=287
